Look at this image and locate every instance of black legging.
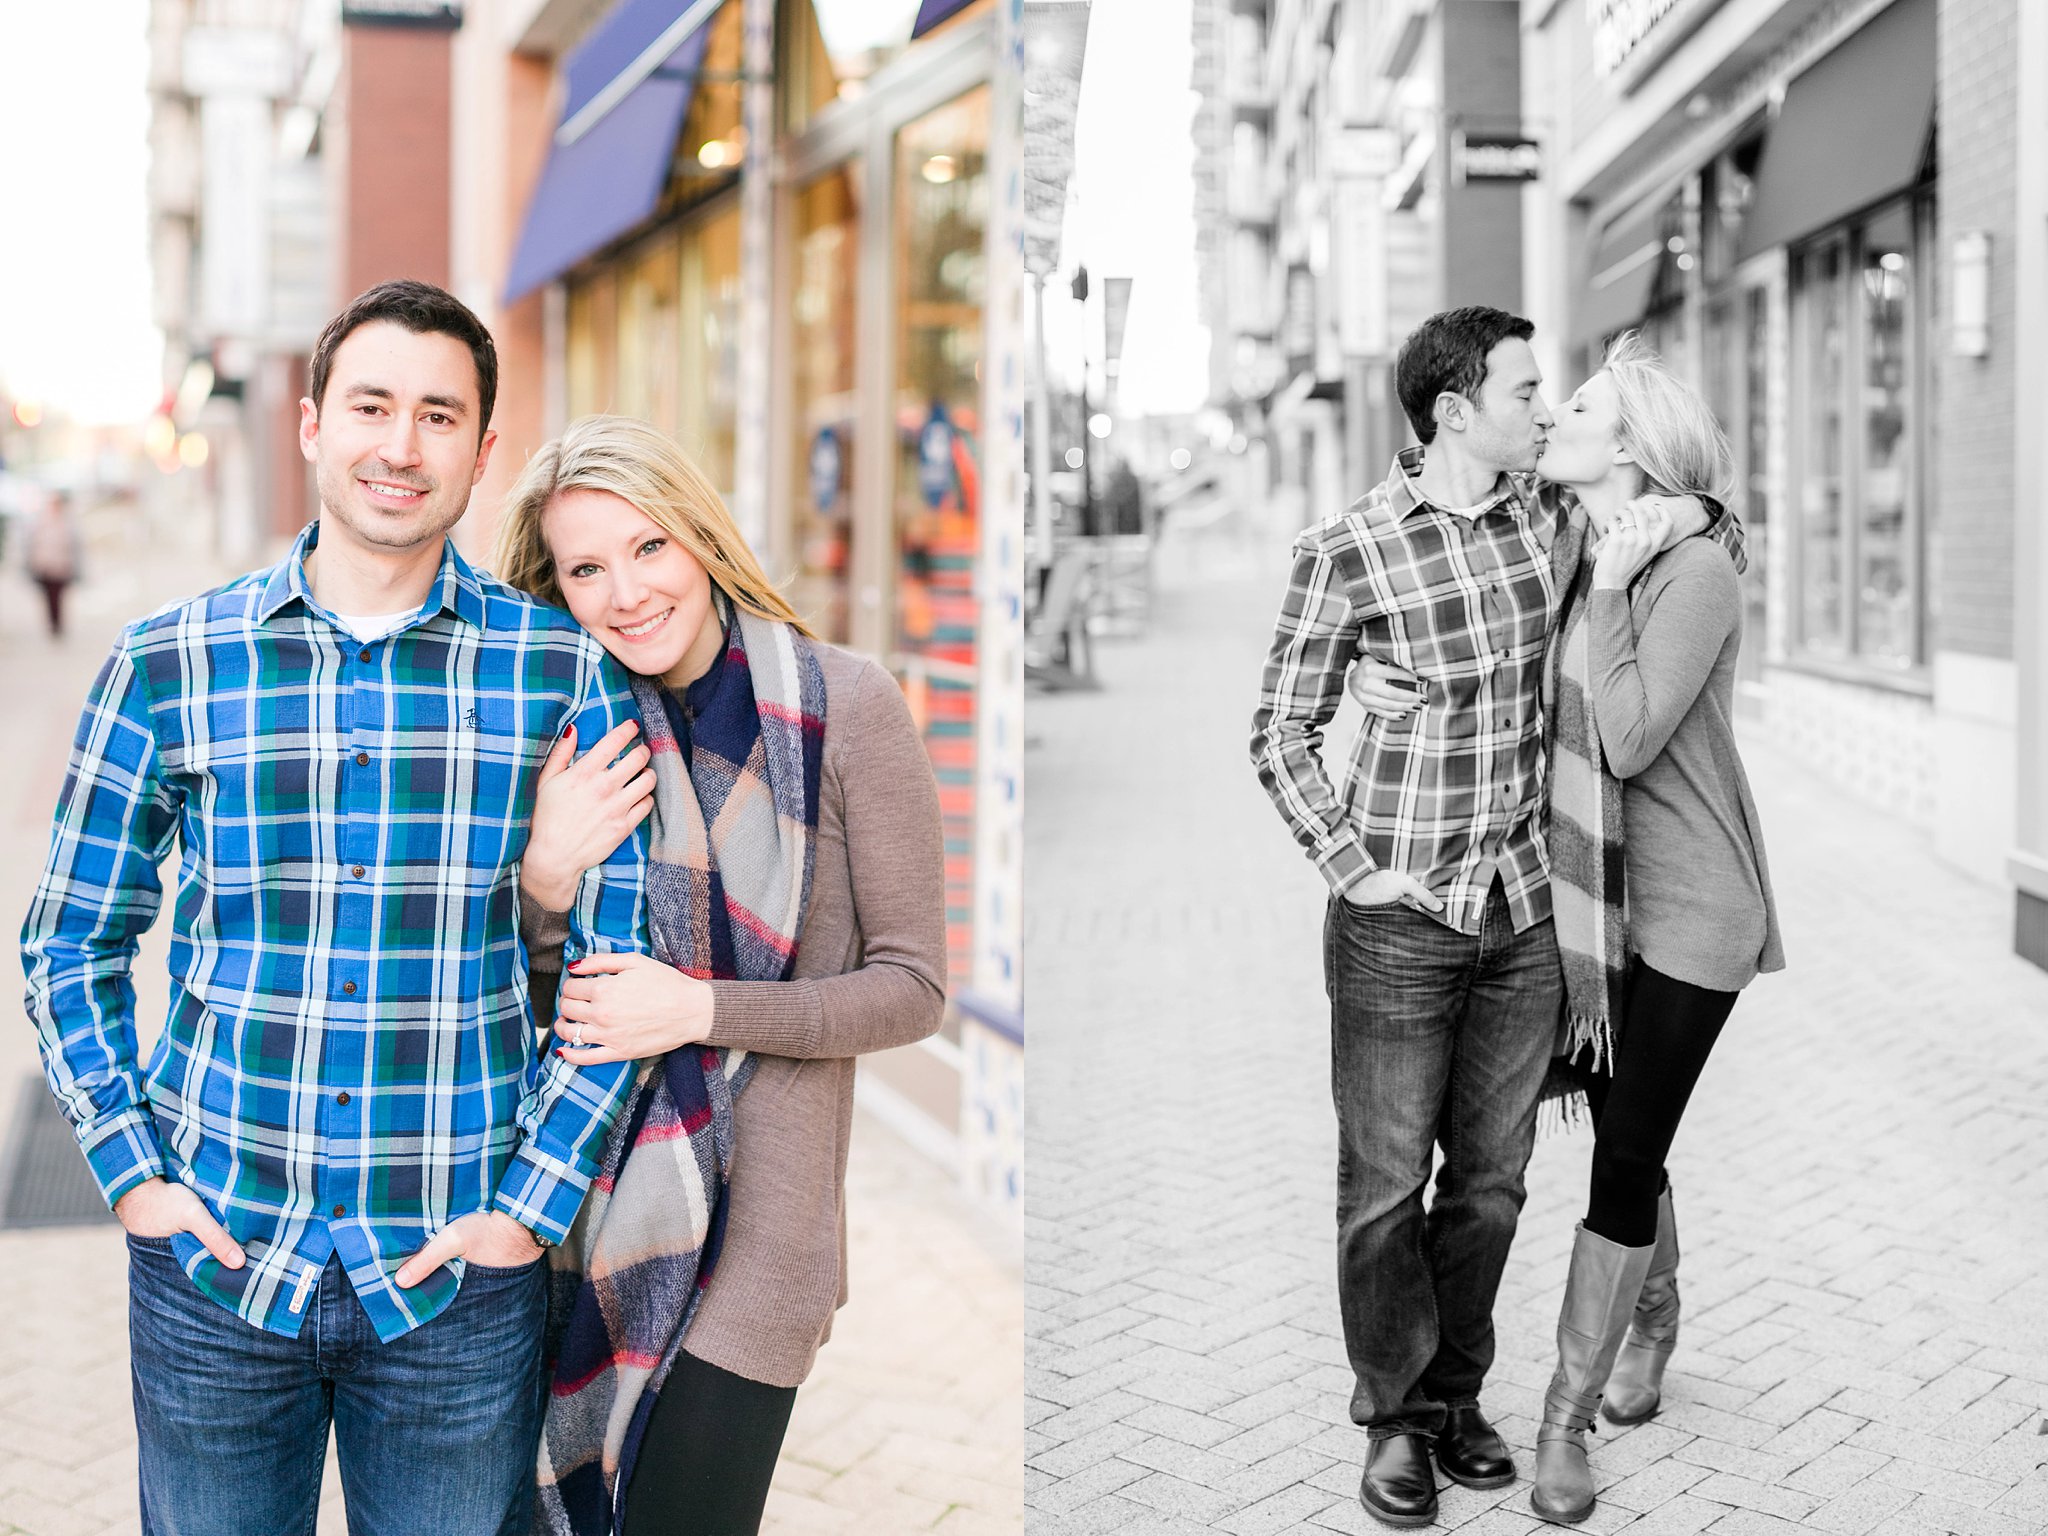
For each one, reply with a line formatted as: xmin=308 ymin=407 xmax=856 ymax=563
xmin=621 ymin=1349 xmax=799 ymax=1536
xmin=1583 ymin=957 xmax=1738 ymax=1248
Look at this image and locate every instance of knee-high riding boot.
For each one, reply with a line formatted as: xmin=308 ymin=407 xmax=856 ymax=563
xmin=1531 ymin=1224 xmax=1655 ymax=1525
xmin=1604 ymin=1184 xmax=1679 ymax=1425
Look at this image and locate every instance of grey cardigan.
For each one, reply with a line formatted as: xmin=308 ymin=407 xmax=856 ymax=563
xmin=1589 ymin=537 xmax=1785 ymax=991
xmin=523 ymin=642 xmax=948 ymax=1387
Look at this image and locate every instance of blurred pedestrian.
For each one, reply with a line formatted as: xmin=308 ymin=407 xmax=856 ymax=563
xmin=494 ymin=413 xmax=947 ymax=1536
xmin=1251 ymin=306 xmax=1734 ymax=1530
xmin=1517 ymin=332 xmax=1783 ymax=1526
xmin=24 ymin=488 xmax=82 ymax=637
xmin=21 ymin=280 xmax=650 ymax=1536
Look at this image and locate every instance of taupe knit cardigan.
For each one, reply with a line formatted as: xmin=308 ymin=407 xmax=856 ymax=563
xmin=523 ymin=642 xmax=948 ymax=1387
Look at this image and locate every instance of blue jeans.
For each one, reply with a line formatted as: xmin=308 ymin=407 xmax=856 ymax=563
xmin=1323 ymin=882 xmax=1561 ymax=1439
xmin=128 ymin=1234 xmax=546 ymax=1536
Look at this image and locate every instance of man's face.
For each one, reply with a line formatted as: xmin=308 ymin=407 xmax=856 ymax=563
xmin=1457 ymin=337 xmax=1553 ymax=474
xmin=298 ymin=321 xmax=496 ymax=559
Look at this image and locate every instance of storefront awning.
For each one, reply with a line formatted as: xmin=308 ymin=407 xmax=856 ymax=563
xmin=503 ymin=0 xmax=722 ymax=304
xmin=1573 ymin=199 xmax=1668 ymax=349
xmin=912 ymin=0 xmax=976 ymax=36
xmin=1737 ymin=0 xmax=1934 ymax=261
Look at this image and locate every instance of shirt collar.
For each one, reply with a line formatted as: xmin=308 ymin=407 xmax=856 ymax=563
xmin=1389 ymin=445 xmax=1528 ymax=523
xmin=257 ymin=520 xmax=486 ymax=633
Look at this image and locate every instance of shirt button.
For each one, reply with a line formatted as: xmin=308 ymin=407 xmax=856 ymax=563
xmin=342 ymin=980 xmax=357 ymax=995
xmin=336 ymin=1092 xmax=351 ymax=1106
xmin=351 ymin=865 xmax=365 ymax=879
xmin=359 ymin=648 xmax=372 ymax=663
xmin=332 ymin=1203 xmax=346 ymax=1218
xmin=355 ymin=752 xmax=370 ymax=767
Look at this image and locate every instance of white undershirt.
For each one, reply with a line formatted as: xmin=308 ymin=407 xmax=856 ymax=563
xmin=330 ymin=611 xmax=412 ymax=643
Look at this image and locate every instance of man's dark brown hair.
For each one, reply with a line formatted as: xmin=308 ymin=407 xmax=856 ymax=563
xmin=306 ymin=280 xmax=498 ymax=438
xmin=1395 ymin=305 xmax=1536 ymax=445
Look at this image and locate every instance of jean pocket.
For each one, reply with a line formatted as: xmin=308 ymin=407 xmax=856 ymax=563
xmin=464 ymin=1255 xmax=546 ymax=1280
xmin=124 ymin=1232 xmax=176 ymax=1252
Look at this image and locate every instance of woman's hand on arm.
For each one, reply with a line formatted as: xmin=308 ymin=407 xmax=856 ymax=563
xmin=553 ymin=951 xmax=714 ymax=1065
xmin=1592 ymin=502 xmax=1673 ymax=590
xmin=521 ymin=718 xmax=654 ymax=912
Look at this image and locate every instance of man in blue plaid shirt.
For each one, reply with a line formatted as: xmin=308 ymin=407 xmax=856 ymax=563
xmin=22 ymin=281 xmax=648 ymax=1534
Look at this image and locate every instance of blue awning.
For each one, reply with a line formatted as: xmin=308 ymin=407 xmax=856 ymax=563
xmin=912 ymin=0 xmax=975 ymax=38
xmin=503 ymin=0 xmax=721 ymax=304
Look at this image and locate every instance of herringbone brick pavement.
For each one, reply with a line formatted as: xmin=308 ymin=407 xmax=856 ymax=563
xmin=1024 ymin=524 xmax=2048 ymax=1535
xmin=0 ymin=498 xmax=1021 ymax=1535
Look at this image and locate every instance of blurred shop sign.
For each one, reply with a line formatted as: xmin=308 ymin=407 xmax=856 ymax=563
xmin=810 ymin=426 xmax=844 ymax=515
xmin=342 ymin=1 xmax=463 ymax=26
xmin=183 ymin=28 xmax=292 ymax=98
xmin=919 ymin=408 xmax=954 ymax=509
xmin=1330 ymin=127 xmax=1400 ymax=181
xmin=1453 ymin=133 xmax=1542 ymax=184
xmin=1589 ymin=0 xmax=1696 ymax=79
xmin=200 ymin=96 xmax=272 ymax=336
xmin=1022 ymin=1 xmax=1091 ymax=276
xmin=1102 ymin=278 xmax=1133 ymax=373
xmin=1283 ymin=265 xmax=1316 ymax=372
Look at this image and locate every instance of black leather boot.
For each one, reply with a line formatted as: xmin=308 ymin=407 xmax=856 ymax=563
xmin=1436 ymin=1403 xmax=1516 ymax=1488
xmin=1360 ymin=1432 xmax=1439 ymax=1528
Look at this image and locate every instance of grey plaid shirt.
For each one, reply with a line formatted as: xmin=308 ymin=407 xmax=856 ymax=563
xmin=1251 ymin=449 xmax=1565 ymax=936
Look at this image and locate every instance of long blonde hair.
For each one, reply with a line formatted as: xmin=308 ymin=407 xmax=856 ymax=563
xmin=494 ymin=415 xmax=814 ymax=637
xmin=1601 ymin=332 xmax=1735 ymax=508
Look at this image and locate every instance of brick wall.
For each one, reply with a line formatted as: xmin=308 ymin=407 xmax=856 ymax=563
xmin=1936 ymin=0 xmax=2018 ymax=659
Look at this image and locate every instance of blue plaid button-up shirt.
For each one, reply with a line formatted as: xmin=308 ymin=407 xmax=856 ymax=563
xmin=22 ymin=522 xmax=649 ymax=1341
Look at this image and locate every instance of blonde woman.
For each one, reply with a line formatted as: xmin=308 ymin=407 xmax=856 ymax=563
xmin=494 ymin=415 xmax=946 ymax=1536
xmin=1518 ymin=334 xmax=1784 ymax=1523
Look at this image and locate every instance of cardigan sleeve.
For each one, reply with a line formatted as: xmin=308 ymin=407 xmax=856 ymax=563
xmin=518 ymin=887 xmax=572 ymax=1030
xmin=704 ymin=658 xmax=948 ymax=1058
xmin=1588 ymin=541 xmax=1739 ymax=780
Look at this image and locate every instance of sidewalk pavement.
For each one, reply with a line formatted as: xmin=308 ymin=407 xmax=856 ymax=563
xmin=1024 ymin=521 xmax=2048 ymax=1535
xmin=0 ymin=498 xmax=1020 ymax=1536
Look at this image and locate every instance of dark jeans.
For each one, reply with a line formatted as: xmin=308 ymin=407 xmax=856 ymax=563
xmin=128 ymin=1236 xmax=547 ymax=1536
xmin=621 ymin=1349 xmax=800 ymax=1536
xmin=1584 ymin=957 xmax=1737 ymax=1246
xmin=1324 ymin=882 xmax=1562 ymax=1439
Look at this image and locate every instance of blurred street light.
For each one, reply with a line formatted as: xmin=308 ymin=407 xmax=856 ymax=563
xmin=1064 ymin=447 xmax=1084 ymax=469
xmin=1087 ymin=413 xmax=1112 ymax=439
xmin=1169 ymin=448 xmax=1192 ymax=470
xmin=178 ymin=433 xmax=210 ymax=469
xmin=12 ymin=401 xmax=42 ymax=429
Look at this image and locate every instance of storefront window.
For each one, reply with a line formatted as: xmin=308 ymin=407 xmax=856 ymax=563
xmin=1742 ymin=285 xmax=1772 ymax=665
xmin=615 ymin=229 xmax=681 ymax=435
xmin=566 ymin=201 xmax=741 ymax=495
xmin=677 ymin=203 xmax=742 ymax=493
xmin=1799 ymin=239 xmax=1847 ymax=652
xmin=789 ymin=165 xmax=862 ymax=643
xmin=1790 ymin=193 xmax=1935 ymax=671
xmin=783 ymin=0 xmax=991 ymax=132
xmin=663 ymin=3 xmax=746 ymax=210
xmin=1856 ymin=203 xmax=1915 ymax=665
xmin=894 ymin=84 xmax=989 ymax=995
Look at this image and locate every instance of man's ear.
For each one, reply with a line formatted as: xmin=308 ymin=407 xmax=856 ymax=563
xmin=298 ymin=398 xmax=320 ymax=464
xmin=1434 ymin=392 xmax=1468 ymax=435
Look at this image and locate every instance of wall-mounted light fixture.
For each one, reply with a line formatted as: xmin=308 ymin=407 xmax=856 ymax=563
xmin=1953 ymin=230 xmax=1991 ymax=357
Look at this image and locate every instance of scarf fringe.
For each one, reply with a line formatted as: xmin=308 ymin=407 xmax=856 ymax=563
xmin=1563 ymin=1007 xmax=1616 ymax=1076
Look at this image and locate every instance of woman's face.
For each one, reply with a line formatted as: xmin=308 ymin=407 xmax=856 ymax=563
xmin=1539 ymin=369 xmax=1626 ymax=488
xmin=543 ymin=487 xmax=715 ymax=677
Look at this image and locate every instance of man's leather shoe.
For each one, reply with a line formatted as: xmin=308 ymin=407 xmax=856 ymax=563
xmin=1435 ymin=1404 xmax=1517 ymax=1489
xmin=1360 ymin=1433 xmax=1439 ymax=1528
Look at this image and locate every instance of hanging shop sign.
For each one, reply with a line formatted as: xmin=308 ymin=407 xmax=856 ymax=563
xmin=1453 ymin=133 xmax=1543 ymax=184
xmin=1588 ymin=0 xmax=1698 ymax=79
xmin=809 ymin=426 xmax=844 ymax=516
xmin=341 ymin=1 xmax=462 ymax=28
xmin=918 ymin=407 xmax=955 ymax=509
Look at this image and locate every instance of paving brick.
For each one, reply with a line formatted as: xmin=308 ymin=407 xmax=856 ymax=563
xmin=1024 ymin=538 xmax=2048 ymax=1534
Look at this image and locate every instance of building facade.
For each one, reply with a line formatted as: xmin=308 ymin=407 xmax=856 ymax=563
xmin=1197 ymin=0 xmax=2048 ymax=969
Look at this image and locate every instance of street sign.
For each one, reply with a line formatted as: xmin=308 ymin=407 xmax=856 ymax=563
xmin=1454 ymin=134 xmax=1543 ymax=184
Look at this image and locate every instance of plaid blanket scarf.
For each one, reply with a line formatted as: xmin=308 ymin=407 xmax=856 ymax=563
xmin=536 ymin=597 xmax=826 ymax=1535
xmin=1544 ymin=549 xmax=1631 ymax=1078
